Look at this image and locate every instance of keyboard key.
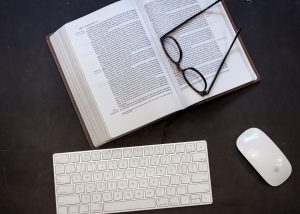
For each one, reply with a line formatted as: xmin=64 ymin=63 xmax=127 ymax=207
xmin=70 ymin=153 xmax=80 ymax=163
xmin=103 ymin=199 xmax=155 ymax=212
xmin=112 ymin=149 xmax=122 ymax=159
xmin=81 ymin=152 xmax=90 ymax=162
xmin=192 ymin=173 xmax=209 ymax=183
xmin=118 ymin=180 xmax=128 ymax=190
xmin=135 ymin=189 xmax=144 ymax=198
xmin=54 ymin=154 xmax=69 ymax=164
xmin=107 ymin=181 xmax=117 ymax=191
xmin=170 ymin=196 xmax=180 ymax=206
xmin=93 ymin=172 xmax=103 ymax=181
xmin=91 ymin=203 xmax=103 ymax=212
xmin=186 ymin=143 xmax=196 ymax=152
xmin=91 ymin=151 xmax=101 ymax=161
xmin=201 ymin=193 xmax=212 ymax=203
xmin=191 ymin=198 xmax=201 ymax=204
xmin=145 ymin=188 xmax=155 ymax=198
xmin=191 ymin=194 xmax=201 ymax=199
xmin=82 ymin=173 xmax=92 ymax=182
xmin=167 ymin=165 xmax=176 ymax=175
xmin=86 ymin=183 xmax=96 ymax=193
xmin=87 ymin=162 xmax=97 ymax=172
xmin=146 ymin=167 xmax=156 ymax=177
xmin=149 ymin=177 xmax=159 ymax=187
xmin=113 ymin=191 xmax=123 ymax=201
xmin=103 ymin=171 xmax=113 ymax=180
xmin=193 ymin=152 xmax=207 ymax=161
xmin=144 ymin=146 xmax=154 ymax=156
xmin=76 ymin=163 xmax=86 ymax=173
xmin=150 ymin=156 xmax=160 ymax=166
xmin=114 ymin=170 xmax=124 ymax=179
xmin=75 ymin=184 xmax=84 ymax=194
xmin=136 ymin=168 xmax=145 ymax=177
xmin=170 ymin=175 xmax=180 ymax=185
xmin=55 ymin=164 xmax=65 ymax=174
xmin=176 ymin=185 xmax=187 ymax=195
xmin=160 ymin=155 xmax=170 ymax=165
xmin=57 ymin=185 xmax=74 ymax=195
xmin=188 ymin=163 xmax=198 ymax=173
xmin=166 ymin=186 xmax=176 ymax=196
xmin=81 ymin=194 xmax=91 ymax=203
xmin=180 ymin=195 xmax=190 ymax=205
xmin=139 ymin=178 xmax=148 ymax=188
xmin=128 ymin=179 xmax=138 ymax=189
xmin=108 ymin=160 xmax=118 ymax=170
xmin=58 ymin=207 xmax=68 ymax=214
xmin=98 ymin=161 xmax=107 ymax=171
xmin=96 ymin=182 xmax=106 ymax=192
xmin=103 ymin=192 xmax=112 ymax=202
xmin=196 ymin=142 xmax=206 ymax=151
xmin=72 ymin=174 xmax=81 ymax=183
xmin=125 ymin=169 xmax=135 ymax=179
xmin=175 ymin=144 xmax=185 ymax=153
xmin=160 ymin=176 xmax=170 ymax=186
xmin=133 ymin=147 xmax=143 ymax=157
xmin=156 ymin=187 xmax=165 ymax=197
xmin=181 ymin=174 xmax=191 ymax=184
xmin=80 ymin=204 xmax=89 ymax=213
xmin=176 ymin=186 xmax=186 ymax=195
xmin=65 ymin=164 xmax=75 ymax=174
xmin=156 ymin=166 xmax=166 ymax=176
xmin=177 ymin=164 xmax=187 ymax=174
xmin=69 ymin=205 xmax=78 ymax=214
xmin=56 ymin=175 xmax=71 ymax=184
xmin=123 ymin=148 xmax=133 ymax=158
xmin=154 ymin=146 xmax=164 ymax=155
xmin=57 ymin=195 xmax=80 ymax=206
xmin=123 ymin=190 xmax=134 ymax=200
xmin=157 ymin=197 xmax=169 ymax=207
xmin=102 ymin=150 xmax=112 ymax=160
xmin=198 ymin=162 xmax=208 ymax=171
xmin=171 ymin=154 xmax=181 ymax=164
xmin=181 ymin=154 xmax=191 ymax=163
xmin=119 ymin=159 xmax=128 ymax=169
xmin=92 ymin=193 xmax=102 ymax=203
xmin=129 ymin=158 xmax=139 ymax=168
xmin=187 ymin=184 xmax=210 ymax=194
xmin=165 ymin=144 xmax=175 ymax=154
xmin=140 ymin=157 xmax=149 ymax=167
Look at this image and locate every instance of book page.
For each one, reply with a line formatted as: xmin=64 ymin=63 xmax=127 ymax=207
xmin=136 ymin=0 xmax=257 ymax=107
xmin=64 ymin=0 xmax=182 ymax=138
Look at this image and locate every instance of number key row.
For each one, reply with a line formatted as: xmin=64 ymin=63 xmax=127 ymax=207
xmin=54 ymin=142 xmax=207 ymax=164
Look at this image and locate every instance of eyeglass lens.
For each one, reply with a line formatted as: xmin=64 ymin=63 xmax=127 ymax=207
xmin=162 ymin=36 xmax=207 ymax=94
xmin=162 ymin=36 xmax=182 ymax=65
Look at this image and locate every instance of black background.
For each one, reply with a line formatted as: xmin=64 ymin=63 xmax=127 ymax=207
xmin=0 ymin=0 xmax=299 ymax=213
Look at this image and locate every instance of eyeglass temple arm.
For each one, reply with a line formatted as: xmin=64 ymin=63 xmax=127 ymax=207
xmin=205 ymin=28 xmax=241 ymax=95
xmin=160 ymin=0 xmax=222 ymax=41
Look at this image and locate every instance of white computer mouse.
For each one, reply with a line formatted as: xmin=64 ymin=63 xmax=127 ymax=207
xmin=236 ymin=128 xmax=292 ymax=186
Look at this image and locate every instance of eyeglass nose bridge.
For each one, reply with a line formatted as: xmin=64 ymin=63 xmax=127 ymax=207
xmin=175 ymin=62 xmax=181 ymax=70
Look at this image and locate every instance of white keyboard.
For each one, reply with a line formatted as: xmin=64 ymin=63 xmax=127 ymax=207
xmin=53 ymin=141 xmax=213 ymax=214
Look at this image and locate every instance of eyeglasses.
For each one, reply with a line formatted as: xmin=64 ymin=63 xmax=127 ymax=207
xmin=160 ymin=0 xmax=241 ymax=96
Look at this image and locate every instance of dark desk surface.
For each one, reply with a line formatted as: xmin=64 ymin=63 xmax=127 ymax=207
xmin=0 ymin=0 xmax=299 ymax=213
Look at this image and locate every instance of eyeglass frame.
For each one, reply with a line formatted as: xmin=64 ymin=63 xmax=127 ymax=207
xmin=160 ymin=0 xmax=241 ymax=96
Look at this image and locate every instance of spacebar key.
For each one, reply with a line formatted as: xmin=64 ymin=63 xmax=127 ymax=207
xmin=104 ymin=199 xmax=156 ymax=212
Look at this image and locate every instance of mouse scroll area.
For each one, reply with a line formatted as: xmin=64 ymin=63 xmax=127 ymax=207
xmin=274 ymin=158 xmax=283 ymax=173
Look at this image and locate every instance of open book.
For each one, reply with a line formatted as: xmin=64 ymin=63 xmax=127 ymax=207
xmin=47 ymin=0 xmax=259 ymax=148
